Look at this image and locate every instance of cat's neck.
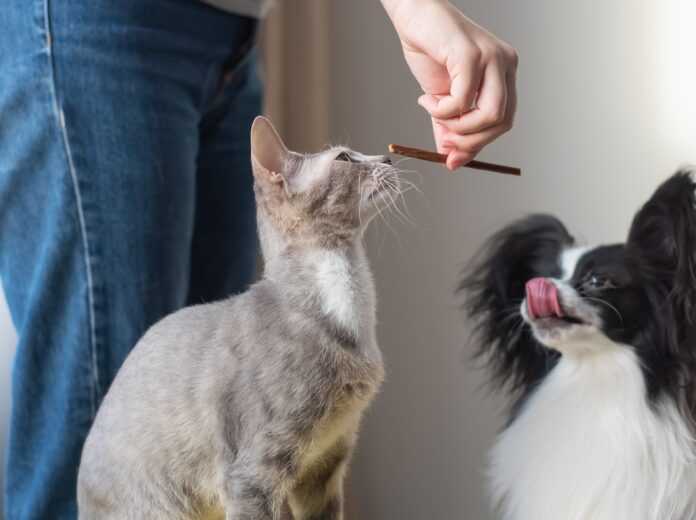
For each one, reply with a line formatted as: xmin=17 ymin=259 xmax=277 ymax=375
xmin=260 ymin=221 xmax=378 ymax=353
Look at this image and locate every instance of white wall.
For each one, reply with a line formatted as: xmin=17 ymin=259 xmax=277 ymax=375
xmin=0 ymin=286 xmax=17 ymax=511
xmin=328 ymin=1 xmax=696 ymax=518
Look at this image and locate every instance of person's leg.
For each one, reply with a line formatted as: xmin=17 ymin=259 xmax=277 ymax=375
xmin=0 ymin=1 xmax=257 ymax=517
xmin=188 ymin=46 xmax=262 ymax=304
xmin=0 ymin=5 xmax=99 ymax=518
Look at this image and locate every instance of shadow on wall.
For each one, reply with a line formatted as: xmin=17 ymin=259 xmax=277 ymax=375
xmin=0 ymin=285 xmax=18 ymax=511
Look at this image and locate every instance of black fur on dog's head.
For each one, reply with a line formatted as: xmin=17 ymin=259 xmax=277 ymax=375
xmin=459 ymin=214 xmax=571 ymax=398
xmin=459 ymin=171 xmax=696 ymax=417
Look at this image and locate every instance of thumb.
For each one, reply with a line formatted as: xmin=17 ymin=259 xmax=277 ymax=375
xmin=418 ymin=68 xmax=480 ymax=120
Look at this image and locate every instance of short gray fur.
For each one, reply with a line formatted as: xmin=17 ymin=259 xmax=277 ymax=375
xmin=77 ymin=116 xmax=401 ymax=520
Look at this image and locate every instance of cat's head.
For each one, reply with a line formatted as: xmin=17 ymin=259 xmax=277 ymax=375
xmin=250 ymin=116 xmax=400 ymax=247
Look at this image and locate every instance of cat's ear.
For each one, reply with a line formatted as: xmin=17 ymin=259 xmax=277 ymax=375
xmin=250 ymin=116 xmax=296 ymax=188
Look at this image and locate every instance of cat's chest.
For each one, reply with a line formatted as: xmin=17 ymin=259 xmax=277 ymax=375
xmin=314 ymin=250 xmax=377 ymax=343
xmin=297 ymin=392 xmax=370 ymax=476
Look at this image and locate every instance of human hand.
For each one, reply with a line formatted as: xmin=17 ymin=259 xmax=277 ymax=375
xmin=381 ymin=0 xmax=518 ymax=170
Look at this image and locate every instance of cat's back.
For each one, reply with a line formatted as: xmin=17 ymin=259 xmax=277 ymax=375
xmin=117 ymin=281 xmax=281 ymax=368
xmin=78 ymin=284 xmax=286 ymax=514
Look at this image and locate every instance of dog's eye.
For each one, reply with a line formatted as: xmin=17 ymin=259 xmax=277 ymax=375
xmin=587 ymin=273 xmax=612 ymax=290
xmin=335 ymin=152 xmax=353 ymax=162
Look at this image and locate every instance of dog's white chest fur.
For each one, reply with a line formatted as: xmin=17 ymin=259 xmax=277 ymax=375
xmin=491 ymin=347 xmax=696 ymax=520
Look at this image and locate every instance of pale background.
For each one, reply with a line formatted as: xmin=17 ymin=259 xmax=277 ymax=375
xmin=1 ymin=0 xmax=695 ymax=518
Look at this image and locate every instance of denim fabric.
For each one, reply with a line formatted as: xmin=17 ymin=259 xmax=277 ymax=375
xmin=0 ymin=0 xmax=262 ymax=517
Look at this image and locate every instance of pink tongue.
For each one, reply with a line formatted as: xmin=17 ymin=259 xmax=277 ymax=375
xmin=526 ymin=278 xmax=565 ymax=319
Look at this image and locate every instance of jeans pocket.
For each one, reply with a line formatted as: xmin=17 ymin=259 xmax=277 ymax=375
xmin=219 ymin=17 xmax=259 ymax=90
xmin=200 ymin=16 xmax=259 ymax=124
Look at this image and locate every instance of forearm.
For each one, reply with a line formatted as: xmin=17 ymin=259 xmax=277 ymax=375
xmin=380 ymin=0 xmax=449 ymax=18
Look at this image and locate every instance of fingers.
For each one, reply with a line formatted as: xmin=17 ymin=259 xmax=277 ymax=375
xmin=441 ymin=71 xmax=516 ymax=170
xmin=432 ymin=119 xmax=452 ymax=154
xmin=440 ymin=119 xmax=516 ymax=169
xmin=445 ymin=150 xmax=473 ymax=170
xmin=433 ymin=118 xmax=475 ymax=170
xmin=435 ymin=60 xmax=508 ymax=135
xmin=418 ymin=50 xmax=482 ymax=120
xmin=441 ymin=123 xmax=504 ymax=170
xmin=442 ymin=73 xmax=515 ymax=170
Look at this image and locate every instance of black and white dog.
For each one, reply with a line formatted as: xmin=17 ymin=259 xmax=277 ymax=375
xmin=461 ymin=171 xmax=696 ymax=519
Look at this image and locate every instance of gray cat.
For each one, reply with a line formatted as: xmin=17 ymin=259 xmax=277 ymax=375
xmin=77 ymin=116 xmax=401 ymax=520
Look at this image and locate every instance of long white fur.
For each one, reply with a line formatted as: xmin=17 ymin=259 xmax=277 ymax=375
xmin=492 ymin=248 xmax=696 ymax=520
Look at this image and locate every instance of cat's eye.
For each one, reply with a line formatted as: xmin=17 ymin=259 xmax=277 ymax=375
xmin=335 ymin=152 xmax=354 ymax=162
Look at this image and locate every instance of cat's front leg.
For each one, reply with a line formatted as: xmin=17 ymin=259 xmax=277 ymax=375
xmin=224 ymin=472 xmax=286 ymax=520
xmin=287 ymin=447 xmax=350 ymax=520
xmin=223 ymin=444 xmax=302 ymax=520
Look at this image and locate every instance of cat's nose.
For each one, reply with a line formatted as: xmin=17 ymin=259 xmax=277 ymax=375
xmin=381 ymin=156 xmax=392 ymax=164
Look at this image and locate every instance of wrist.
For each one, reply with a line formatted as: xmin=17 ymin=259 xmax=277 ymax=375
xmin=380 ymin=0 xmax=450 ymax=22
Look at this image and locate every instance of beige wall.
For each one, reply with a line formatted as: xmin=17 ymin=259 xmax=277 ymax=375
xmin=322 ymin=1 xmax=696 ymax=519
xmin=0 ymin=1 xmax=694 ymax=517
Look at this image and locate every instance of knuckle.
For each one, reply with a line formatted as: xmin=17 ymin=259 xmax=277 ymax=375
xmin=486 ymin=108 xmax=506 ymax=125
xmin=479 ymin=44 xmax=499 ymax=63
xmin=510 ymin=51 xmax=519 ymax=69
xmin=506 ymin=47 xmax=519 ymax=68
xmin=464 ymin=46 xmax=483 ymax=63
xmin=445 ymin=100 xmax=468 ymax=116
xmin=460 ymin=141 xmax=479 ymax=154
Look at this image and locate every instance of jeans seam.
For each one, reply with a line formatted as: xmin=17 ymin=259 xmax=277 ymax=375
xmin=43 ymin=0 xmax=100 ymax=417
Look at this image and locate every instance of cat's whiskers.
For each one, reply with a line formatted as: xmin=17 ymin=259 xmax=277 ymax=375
xmin=391 ymin=158 xmax=426 ymax=188
xmin=361 ymin=170 xmax=390 ymax=258
xmin=390 ymin=162 xmax=424 ymax=186
xmin=392 ymin=182 xmax=419 ymax=223
xmin=392 ymin=157 xmax=423 ymax=189
xmin=392 ymin=172 xmax=425 ymax=200
xmin=357 ymin=169 xmax=365 ymax=232
xmin=369 ymin=171 xmax=405 ymax=252
xmin=380 ymin=178 xmax=418 ymax=228
xmin=380 ymin=173 xmax=428 ymax=231
xmin=384 ymin=166 xmax=427 ymax=215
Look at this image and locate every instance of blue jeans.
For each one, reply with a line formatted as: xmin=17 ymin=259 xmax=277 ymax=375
xmin=0 ymin=0 xmax=261 ymax=517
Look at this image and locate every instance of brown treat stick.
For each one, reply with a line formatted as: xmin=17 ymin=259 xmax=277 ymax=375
xmin=388 ymin=144 xmax=521 ymax=177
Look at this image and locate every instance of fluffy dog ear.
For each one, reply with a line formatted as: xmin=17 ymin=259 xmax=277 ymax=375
xmin=628 ymin=170 xmax=696 ymax=416
xmin=628 ymin=170 xmax=696 ymax=324
xmin=458 ymin=214 xmax=574 ymax=398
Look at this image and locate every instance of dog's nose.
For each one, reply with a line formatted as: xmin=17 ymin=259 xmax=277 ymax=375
xmin=525 ymin=278 xmax=565 ymax=320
